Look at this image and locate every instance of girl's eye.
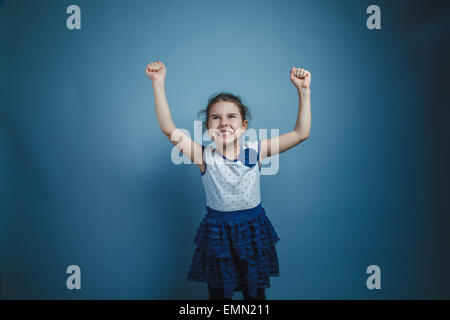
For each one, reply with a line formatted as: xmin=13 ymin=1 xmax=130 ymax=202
xmin=229 ymin=115 xmax=236 ymax=118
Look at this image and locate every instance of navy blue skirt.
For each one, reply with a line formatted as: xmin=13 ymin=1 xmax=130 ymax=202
xmin=187 ymin=203 xmax=280 ymax=299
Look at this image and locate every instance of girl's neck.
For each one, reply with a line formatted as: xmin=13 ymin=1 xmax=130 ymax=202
xmin=216 ymin=140 xmax=241 ymax=160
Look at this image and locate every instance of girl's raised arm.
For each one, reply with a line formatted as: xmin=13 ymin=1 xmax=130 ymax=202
xmin=259 ymin=67 xmax=311 ymax=165
xmin=145 ymin=60 xmax=204 ymax=172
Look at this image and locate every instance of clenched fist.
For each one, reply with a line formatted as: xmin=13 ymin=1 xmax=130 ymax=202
xmin=145 ymin=60 xmax=167 ymax=83
xmin=290 ymin=67 xmax=311 ymax=90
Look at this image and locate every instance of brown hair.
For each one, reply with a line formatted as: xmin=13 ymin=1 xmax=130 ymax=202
xmin=197 ymin=91 xmax=251 ymax=131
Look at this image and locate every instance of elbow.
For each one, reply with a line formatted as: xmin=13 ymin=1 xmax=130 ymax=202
xmin=301 ymin=128 xmax=311 ymax=141
xmin=294 ymin=131 xmax=310 ymax=145
xmin=161 ymin=125 xmax=177 ymax=138
xmin=297 ymin=136 xmax=309 ymax=146
xmin=161 ymin=128 xmax=175 ymax=140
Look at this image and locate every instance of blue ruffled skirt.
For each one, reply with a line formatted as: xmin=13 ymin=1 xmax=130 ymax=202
xmin=187 ymin=203 xmax=280 ymax=299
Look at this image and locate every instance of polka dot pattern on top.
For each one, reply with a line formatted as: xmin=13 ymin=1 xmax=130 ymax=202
xmin=201 ymin=140 xmax=261 ymax=212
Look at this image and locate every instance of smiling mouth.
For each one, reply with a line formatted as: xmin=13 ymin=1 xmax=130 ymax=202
xmin=218 ymin=130 xmax=234 ymax=136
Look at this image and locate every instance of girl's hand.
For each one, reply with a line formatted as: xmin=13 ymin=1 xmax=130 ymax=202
xmin=290 ymin=67 xmax=311 ymax=90
xmin=145 ymin=60 xmax=167 ymax=83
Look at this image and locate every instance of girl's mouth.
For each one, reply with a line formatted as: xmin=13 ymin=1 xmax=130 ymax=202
xmin=218 ymin=129 xmax=233 ymax=137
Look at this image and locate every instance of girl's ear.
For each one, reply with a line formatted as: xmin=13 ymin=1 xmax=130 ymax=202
xmin=242 ymin=119 xmax=248 ymax=132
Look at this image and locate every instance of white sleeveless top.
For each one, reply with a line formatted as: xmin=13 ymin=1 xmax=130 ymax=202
xmin=201 ymin=140 xmax=261 ymax=212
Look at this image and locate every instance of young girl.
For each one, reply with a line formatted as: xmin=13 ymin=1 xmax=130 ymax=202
xmin=145 ymin=60 xmax=311 ymax=300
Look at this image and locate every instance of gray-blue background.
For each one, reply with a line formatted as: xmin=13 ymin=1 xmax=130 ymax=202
xmin=1 ymin=0 xmax=449 ymax=299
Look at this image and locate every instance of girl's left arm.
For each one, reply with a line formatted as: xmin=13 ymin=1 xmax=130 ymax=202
xmin=259 ymin=67 xmax=311 ymax=164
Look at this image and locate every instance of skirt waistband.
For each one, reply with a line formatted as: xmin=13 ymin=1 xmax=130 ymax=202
xmin=206 ymin=203 xmax=264 ymax=221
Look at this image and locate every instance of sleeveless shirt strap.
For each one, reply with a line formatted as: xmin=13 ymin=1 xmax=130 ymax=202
xmin=200 ymin=145 xmax=206 ymax=176
xmin=257 ymin=139 xmax=261 ymax=171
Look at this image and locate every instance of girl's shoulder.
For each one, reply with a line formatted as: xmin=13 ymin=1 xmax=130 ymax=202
xmin=201 ymin=143 xmax=215 ymax=161
xmin=202 ymin=143 xmax=215 ymax=153
xmin=243 ymin=140 xmax=260 ymax=153
xmin=243 ymin=140 xmax=260 ymax=167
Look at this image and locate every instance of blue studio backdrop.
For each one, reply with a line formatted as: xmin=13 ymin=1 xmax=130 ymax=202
xmin=1 ymin=0 xmax=449 ymax=299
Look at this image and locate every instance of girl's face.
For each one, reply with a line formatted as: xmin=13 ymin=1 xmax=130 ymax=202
xmin=207 ymin=101 xmax=248 ymax=147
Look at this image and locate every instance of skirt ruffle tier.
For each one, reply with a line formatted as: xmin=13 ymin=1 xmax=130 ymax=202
xmin=187 ymin=203 xmax=280 ymax=299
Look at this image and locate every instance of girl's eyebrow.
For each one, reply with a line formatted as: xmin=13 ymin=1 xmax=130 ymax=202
xmin=210 ymin=113 xmax=238 ymax=117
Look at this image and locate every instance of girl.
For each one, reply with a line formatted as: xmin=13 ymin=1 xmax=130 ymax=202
xmin=145 ymin=60 xmax=311 ymax=300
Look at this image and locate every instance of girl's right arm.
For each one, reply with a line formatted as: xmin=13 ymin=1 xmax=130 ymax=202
xmin=145 ymin=60 xmax=205 ymax=173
